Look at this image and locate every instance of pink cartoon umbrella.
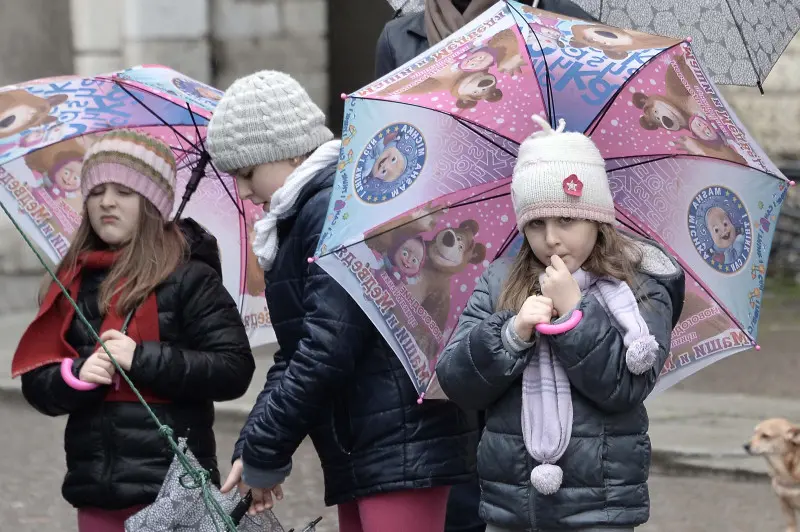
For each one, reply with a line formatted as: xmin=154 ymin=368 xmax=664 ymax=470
xmin=311 ymin=1 xmax=794 ymax=401
xmin=0 ymin=65 xmax=274 ymax=348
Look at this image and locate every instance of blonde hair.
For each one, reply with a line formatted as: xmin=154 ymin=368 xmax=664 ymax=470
xmin=40 ymin=197 xmax=187 ymax=315
xmin=497 ymin=223 xmax=643 ymax=312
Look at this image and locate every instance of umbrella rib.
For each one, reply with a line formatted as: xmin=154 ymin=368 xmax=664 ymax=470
xmin=114 ymin=81 xmax=203 ymax=152
xmin=605 ymin=153 xmax=789 ymax=183
xmin=724 ymin=0 xmax=764 ymax=93
xmin=586 ymin=42 xmax=684 ymax=137
xmin=496 ymin=227 xmax=520 ymax=258
xmin=454 ymin=119 xmax=518 ymax=158
xmin=352 ymin=96 xmax=521 ymax=148
xmin=505 ymin=0 xmax=557 ymax=127
xmin=208 ymin=161 xmax=246 ymax=217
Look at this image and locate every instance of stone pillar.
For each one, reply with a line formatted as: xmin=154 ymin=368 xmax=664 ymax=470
xmin=123 ymin=0 xmax=212 ymax=83
xmin=70 ymin=0 xmax=124 ymax=76
xmin=70 ymin=0 xmax=211 ymax=82
xmin=211 ymin=0 xmax=329 ymax=110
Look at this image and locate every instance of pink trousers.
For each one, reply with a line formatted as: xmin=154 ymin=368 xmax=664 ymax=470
xmin=337 ymin=486 xmax=451 ymax=532
xmin=76 ymin=505 xmax=146 ymax=532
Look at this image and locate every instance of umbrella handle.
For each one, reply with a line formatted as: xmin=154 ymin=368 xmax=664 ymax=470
xmin=60 ymin=358 xmax=100 ymax=391
xmin=535 ymin=310 xmax=583 ymax=336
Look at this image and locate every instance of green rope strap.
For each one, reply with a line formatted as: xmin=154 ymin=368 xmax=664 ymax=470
xmin=1 ymin=202 xmax=239 ymax=532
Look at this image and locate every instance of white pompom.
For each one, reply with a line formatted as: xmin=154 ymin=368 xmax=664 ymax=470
xmin=530 ymin=463 xmax=563 ymax=495
xmin=626 ymin=335 xmax=659 ymax=375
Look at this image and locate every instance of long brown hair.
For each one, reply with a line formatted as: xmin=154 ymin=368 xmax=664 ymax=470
xmin=46 ymin=197 xmax=187 ymax=315
xmin=497 ymin=223 xmax=643 ymax=312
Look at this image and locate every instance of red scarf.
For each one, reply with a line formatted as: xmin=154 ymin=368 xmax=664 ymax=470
xmin=11 ymin=250 xmax=168 ymax=403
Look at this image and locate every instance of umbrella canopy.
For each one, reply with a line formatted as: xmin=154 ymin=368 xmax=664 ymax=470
xmin=568 ymin=0 xmax=800 ymax=91
xmin=312 ymin=0 xmax=793 ymax=399
xmin=0 ymin=65 xmax=273 ymax=347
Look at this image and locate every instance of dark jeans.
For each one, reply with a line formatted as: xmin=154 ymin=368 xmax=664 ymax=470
xmin=445 ymin=477 xmax=485 ymax=532
xmin=445 ymin=410 xmax=486 ymax=532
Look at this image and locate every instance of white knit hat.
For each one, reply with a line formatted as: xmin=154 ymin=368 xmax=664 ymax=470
xmin=206 ymin=70 xmax=334 ymax=173
xmin=511 ymin=115 xmax=615 ymax=230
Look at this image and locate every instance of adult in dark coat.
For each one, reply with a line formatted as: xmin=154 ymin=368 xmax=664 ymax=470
xmin=375 ymin=0 xmax=596 ymax=79
xmin=373 ymin=1 xmax=597 ymax=530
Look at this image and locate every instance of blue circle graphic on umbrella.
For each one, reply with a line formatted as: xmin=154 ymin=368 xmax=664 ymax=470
xmin=353 ymin=123 xmax=426 ymax=204
xmin=688 ymin=186 xmax=752 ymax=274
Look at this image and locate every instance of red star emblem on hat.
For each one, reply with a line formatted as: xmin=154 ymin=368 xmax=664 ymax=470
xmin=563 ymin=174 xmax=583 ymax=197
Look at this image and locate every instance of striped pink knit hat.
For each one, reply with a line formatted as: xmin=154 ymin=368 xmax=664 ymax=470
xmin=81 ymin=130 xmax=176 ymax=220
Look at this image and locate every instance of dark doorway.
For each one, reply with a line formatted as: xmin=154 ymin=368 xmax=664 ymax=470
xmin=327 ymin=0 xmax=394 ymax=133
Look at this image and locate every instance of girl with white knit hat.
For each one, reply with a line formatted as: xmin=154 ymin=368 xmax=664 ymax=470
xmin=207 ymin=70 xmax=476 ymax=531
xmin=436 ymin=115 xmax=685 ymax=531
xmin=13 ymin=129 xmax=255 ymax=531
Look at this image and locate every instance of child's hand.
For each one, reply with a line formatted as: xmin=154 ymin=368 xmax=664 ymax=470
xmin=514 ymin=295 xmax=555 ymax=341
xmin=541 ymin=255 xmax=582 ymax=316
xmin=94 ymin=329 xmax=137 ymax=371
xmin=78 ymin=352 xmax=116 ymax=385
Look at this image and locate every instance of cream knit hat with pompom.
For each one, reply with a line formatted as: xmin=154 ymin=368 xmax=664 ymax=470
xmin=511 ymin=114 xmax=615 ymax=230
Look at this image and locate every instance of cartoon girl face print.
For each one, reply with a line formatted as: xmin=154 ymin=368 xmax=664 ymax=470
xmin=706 ymin=207 xmax=737 ymax=250
xmin=392 ymin=237 xmax=425 ymax=277
xmin=689 ymin=115 xmax=721 ymax=143
xmin=195 ymin=86 xmax=222 ymax=101
xmin=54 ymin=160 xmax=82 ymax=192
xmin=459 ymin=49 xmax=497 ymax=72
xmin=371 ymin=144 xmax=407 ymax=183
xmin=529 ymin=23 xmax=564 ymax=49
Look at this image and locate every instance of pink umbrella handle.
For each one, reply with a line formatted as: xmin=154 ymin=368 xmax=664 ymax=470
xmin=60 ymin=358 xmax=100 ymax=391
xmin=535 ymin=310 xmax=583 ymax=336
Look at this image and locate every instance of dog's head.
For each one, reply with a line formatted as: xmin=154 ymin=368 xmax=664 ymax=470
xmin=744 ymin=418 xmax=800 ymax=456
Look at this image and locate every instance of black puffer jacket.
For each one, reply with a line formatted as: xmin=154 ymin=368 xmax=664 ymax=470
xmin=436 ymin=239 xmax=684 ymax=531
xmin=21 ymin=219 xmax=255 ymax=510
xmin=236 ymin=163 xmax=477 ymax=506
xmin=375 ymin=0 xmax=596 ymax=78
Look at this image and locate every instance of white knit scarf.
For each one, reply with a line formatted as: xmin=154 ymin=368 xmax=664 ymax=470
xmin=252 ymin=140 xmax=342 ymax=272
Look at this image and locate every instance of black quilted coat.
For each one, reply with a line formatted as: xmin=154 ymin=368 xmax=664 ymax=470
xmin=21 ymin=219 xmax=255 ymax=510
xmin=436 ymin=241 xmax=685 ymax=531
xmin=236 ymin=163 xmax=478 ymax=506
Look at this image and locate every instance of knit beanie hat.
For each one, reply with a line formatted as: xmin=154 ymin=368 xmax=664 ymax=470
xmin=511 ymin=115 xmax=615 ymax=230
xmin=81 ymin=130 xmax=177 ymax=220
xmin=206 ymin=70 xmax=334 ymax=173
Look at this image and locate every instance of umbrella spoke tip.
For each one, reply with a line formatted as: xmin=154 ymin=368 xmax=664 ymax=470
xmin=685 ymin=36 xmax=693 ymax=43
xmin=307 ymin=257 xmax=316 ymax=264
xmin=790 ymin=181 xmax=796 ymax=187
xmin=755 ymin=344 xmax=761 ymax=351
xmin=340 ymin=93 xmax=348 ymax=100
xmin=417 ymin=393 xmax=425 ymax=404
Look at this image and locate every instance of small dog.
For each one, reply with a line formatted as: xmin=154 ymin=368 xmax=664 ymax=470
xmin=745 ymin=418 xmax=800 ymax=532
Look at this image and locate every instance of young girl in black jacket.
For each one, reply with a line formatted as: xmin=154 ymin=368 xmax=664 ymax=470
xmin=11 ymin=130 xmax=255 ymax=531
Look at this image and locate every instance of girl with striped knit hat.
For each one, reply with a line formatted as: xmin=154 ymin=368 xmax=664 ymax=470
xmin=12 ymin=129 xmax=255 ymax=531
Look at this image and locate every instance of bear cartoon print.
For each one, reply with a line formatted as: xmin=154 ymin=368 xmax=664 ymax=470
xmin=405 ymin=220 xmax=487 ymax=333
xmin=632 ymin=55 xmax=747 ymax=165
xmin=568 ymin=23 xmax=676 ymax=61
xmin=380 ymin=28 xmax=528 ymax=109
xmin=365 ymin=205 xmax=486 ymax=334
xmin=0 ymin=90 xmax=67 ymax=139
